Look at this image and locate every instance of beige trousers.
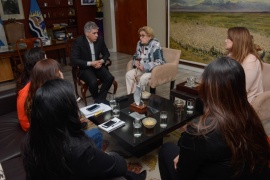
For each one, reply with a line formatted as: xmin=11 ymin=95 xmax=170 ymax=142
xmin=125 ymin=68 xmax=151 ymax=94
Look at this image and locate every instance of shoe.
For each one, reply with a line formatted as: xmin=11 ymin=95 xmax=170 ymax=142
xmin=125 ymin=170 xmax=147 ymax=180
xmin=80 ymin=122 xmax=88 ymax=130
xmin=138 ymin=170 xmax=146 ymax=180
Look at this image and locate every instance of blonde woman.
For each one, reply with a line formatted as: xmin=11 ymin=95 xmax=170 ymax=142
xmin=225 ymin=27 xmax=263 ymax=103
xmin=125 ymin=26 xmax=165 ymax=94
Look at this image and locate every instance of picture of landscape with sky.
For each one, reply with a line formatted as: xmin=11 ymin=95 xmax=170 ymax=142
xmin=170 ymin=0 xmax=270 ymax=64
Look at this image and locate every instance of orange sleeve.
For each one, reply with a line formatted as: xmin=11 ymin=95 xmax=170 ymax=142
xmin=17 ymin=82 xmax=31 ymax=131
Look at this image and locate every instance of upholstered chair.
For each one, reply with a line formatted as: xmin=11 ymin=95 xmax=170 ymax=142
xmin=251 ymin=62 xmax=270 ymax=135
xmin=126 ymin=47 xmax=181 ymax=94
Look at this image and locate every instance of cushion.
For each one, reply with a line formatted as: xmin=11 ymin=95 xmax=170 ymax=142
xmin=0 ymin=111 xmax=26 ymax=162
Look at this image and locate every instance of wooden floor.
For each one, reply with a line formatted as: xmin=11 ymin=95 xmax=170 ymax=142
xmin=0 ymin=52 xmax=203 ymax=107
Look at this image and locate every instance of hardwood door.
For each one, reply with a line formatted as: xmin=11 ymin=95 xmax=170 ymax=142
xmin=114 ymin=0 xmax=147 ymax=55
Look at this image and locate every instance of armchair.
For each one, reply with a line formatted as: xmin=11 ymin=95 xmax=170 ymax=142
xmin=4 ymin=19 xmax=25 ymax=46
xmin=126 ymin=47 xmax=181 ymax=94
xmin=251 ymin=62 xmax=270 ymax=135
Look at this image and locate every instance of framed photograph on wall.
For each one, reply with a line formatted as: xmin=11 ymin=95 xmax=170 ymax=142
xmin=0 ymin=0 xmax=25 ymax=20
xmin=81 ymin=0 xmax=96 ymax=6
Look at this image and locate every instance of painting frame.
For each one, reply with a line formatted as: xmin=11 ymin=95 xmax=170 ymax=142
xmin=0 ymin=0 xmax=25 ymax=20
xmin=81 ymin=0 xmax=96 ymax=6
xmin=169 ymin=0 xmax=270 ymax=64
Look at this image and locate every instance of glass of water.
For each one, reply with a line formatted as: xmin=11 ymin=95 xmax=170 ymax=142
xmin=174 ymin=99 xmax=185 ymax=114
xmin=186 ymin=99 xmax=195 ymax=114
xmin=133 ymin=118 xmax=142 ymax=137
xmin=160 ymin=111 xmax=168 ymax=128
xmin=109 ymin=94 xmax=116 ymax=109
xmin=112 ymin=103 xmax=120 ymax=118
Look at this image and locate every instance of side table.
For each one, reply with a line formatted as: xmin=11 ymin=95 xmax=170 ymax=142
xmin=170 ymin=82 xmax=204 ymax=114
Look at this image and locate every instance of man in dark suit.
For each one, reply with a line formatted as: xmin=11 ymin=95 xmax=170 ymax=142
xmin=71 ymin=21 xmax=114 ymax=104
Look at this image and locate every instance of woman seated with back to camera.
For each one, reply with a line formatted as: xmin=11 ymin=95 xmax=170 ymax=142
xmin=22 ymin=79 xmax=146 ymax=180
xmin=125 ymin=26 xmax=165 ymax=94
xmin=24 ymin=59 xmax=103 ymax=149
xmin=158 ymin=57 xmax=270 ymax=180
xmin=16 ymin=47 xmax=46 ymax=131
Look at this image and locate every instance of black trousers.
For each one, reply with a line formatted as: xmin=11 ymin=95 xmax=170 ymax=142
xmin=158 ymin=142 xmax=181 ymax=180
xmin=79 ymin=65 xmax=114 ymax=102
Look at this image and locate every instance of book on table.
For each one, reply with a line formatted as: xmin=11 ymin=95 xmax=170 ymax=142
xmin=98 ymin=117 xmax=125 ymax=133
xmin=80 ymin=103 xmax=112 ymax=118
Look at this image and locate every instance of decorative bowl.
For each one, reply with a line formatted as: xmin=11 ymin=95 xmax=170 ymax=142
xmin=142 ymin=91 xmax=151 ymax=99
xmin=142 ymin=117 xmax=157 ymax=129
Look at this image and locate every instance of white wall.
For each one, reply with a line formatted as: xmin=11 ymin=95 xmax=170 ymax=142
xmin=102 ymin=0 xmax=116 ymax=52
xmin=147 ymin=0 xmax=167 ymax=47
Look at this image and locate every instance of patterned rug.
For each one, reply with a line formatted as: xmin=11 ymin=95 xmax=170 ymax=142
xmin=100 ymin=123 xmax=183 ymax=180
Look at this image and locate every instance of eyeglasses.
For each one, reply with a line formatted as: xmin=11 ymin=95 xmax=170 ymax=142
xmin=139 ymin=34 xmax=147 ymax=38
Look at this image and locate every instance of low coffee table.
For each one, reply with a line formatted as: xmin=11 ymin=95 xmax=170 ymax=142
xmin=89 ymin=94 xmax=201 ymax=157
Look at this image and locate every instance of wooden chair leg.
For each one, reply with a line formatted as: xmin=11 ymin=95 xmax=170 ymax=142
xmin=81 ymin=84 xmax=88 ymax=106
xmin=71 ymin=68 xmax=79 ymax=98
xmin=150 ymin=87 xmax=156 ymax=94
xmin=170 ymin=80 xmax=175 ymax=90
xmin=112 ymin=80 xmax=118 ymax=94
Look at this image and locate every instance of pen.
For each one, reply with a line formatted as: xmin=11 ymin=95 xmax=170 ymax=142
xmin=94 ymin=110 xmax=103 ymax=116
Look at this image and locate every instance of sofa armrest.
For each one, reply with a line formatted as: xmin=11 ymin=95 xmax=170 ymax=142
xmin=1 ymin=156 xmax=26 ymax=180
xmin=148 ymin=63 xmax=178 ymax=88
xmin=252 ymin=91 xmax=270 ymax=121
xmin=0 ymin=89 xmax=16 ymax=116
xmin=126 ymin=60 xmax=133 ymax=72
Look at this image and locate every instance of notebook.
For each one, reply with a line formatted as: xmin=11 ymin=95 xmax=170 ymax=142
xmin=80 ymin=103 xmax=112 ymax=118
xmin=98 ymin=117 xmax=125 ymax=133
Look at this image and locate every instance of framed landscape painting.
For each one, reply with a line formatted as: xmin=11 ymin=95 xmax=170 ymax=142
xmin=0 ymin=0 xmax=24 ymax=20
xmin=169 ymin=0 xmax=270 ymax=64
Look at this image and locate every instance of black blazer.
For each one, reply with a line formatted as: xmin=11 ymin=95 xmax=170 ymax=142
xmin=70 ymin=35 xmax=110 ymax=70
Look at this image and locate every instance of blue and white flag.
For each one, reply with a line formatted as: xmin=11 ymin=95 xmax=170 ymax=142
xmin=0 ymin=16 xmax=7 ymax=47
xmin=29 ymin=0 xmax=48 ymax=41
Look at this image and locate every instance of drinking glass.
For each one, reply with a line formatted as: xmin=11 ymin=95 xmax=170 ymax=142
xmin=109 ymin=94 xmax=116 ymax=109
xmin=186 ymin=99 xmax=195 ymax=114
xmin=174 ymin=99 xmax=185 ymax=114
xmin=112 ymin=103 xmax=120 ymax=118
xmin=133 ymin=118 xmax=142 ymax=138
xmin=160 ymin=111 xmax=168 ymax=128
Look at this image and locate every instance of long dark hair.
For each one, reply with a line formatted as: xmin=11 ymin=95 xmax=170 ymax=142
xmin=25 ymin=59 xmax=62 ymax=119
xmin=190 ymin=57 xmax=269 ymax=176
xmin=22 ymin=79 xmax=85 ymax=179
xmin=16 ymin=47 xmax=46 ymax=93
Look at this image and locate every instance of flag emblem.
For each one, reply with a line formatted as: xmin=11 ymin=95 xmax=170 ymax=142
xmin=0 ymin=16 xmax=7 ymax=46
xmin=29 ymin=0 xmax=48 ymax=41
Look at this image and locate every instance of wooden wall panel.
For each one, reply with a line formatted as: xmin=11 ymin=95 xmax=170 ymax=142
xmin=114 ymin=0 xmax=147 ymax=54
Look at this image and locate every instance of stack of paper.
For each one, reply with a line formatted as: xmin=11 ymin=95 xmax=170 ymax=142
xmin=98 ymin=118 xmax=125 ymax=133
xmin=80 ymin=103 xmax=111 ymax=118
